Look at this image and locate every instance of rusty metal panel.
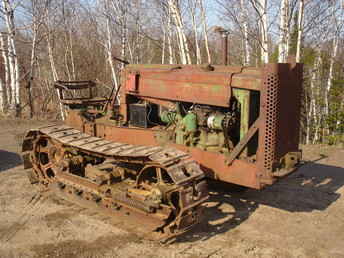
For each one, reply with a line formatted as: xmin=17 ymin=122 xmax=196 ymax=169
xmin=93 ymin=124 xmax=264 ymax=189
xmin=122 ymin=66 xmax=262 ymax=108
xmin=276 ymin=63 xmax=303 ymax=158
xmin=65 ymin=110 xmax=84 ymax=130
xmin=136 ymin=71 xmax=232 ymax=107
xmin=125 ymin=73 xmax=138 ymax=92
xmin=258 ymin=63 xmax=303 ymax=174
xmin=84 ymin=122 xmax=95 ymax=136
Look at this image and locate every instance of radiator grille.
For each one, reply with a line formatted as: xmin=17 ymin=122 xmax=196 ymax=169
xmin=264 ymin=73 xmax=279 ymax=171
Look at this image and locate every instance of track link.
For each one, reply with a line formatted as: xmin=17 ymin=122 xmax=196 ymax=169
xmin=22 ymin=125 xmax=208 ymax=240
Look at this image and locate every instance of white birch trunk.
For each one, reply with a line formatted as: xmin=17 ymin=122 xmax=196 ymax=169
xmin=0 ymin=78 xmax=4 ymax=113
xmin=199 ymin=0 xmax=211 ymax=64
xmin=120 ymin=4 xmax=127 ymax=69
xmin=46 ymin=5 xmax=65 ymax=121
xmin=296 ymin=0 xmax=304 ymax=63
xmin=0 ymin=32 xmax=9 ymax=109
xmin=134 ymin=1 xmax=141 ymax=64
xmin=6 ymin=36 xmax=15 ymax=108
xmin=324 ymin=35 xmax=339 ymax=121
xmin=278 ymin=0 xmax=289 ymax=63
xmin=261 ymin=0 xmax=268 ymax=64
xmin=128 ymin=41 xmax=134 ymax=63
xmin=168 ymin=0 xmax=191 ymax=64
xmin=109 ymin=0 xmax=127 ymax=69
xmin=189 ymin=1 xmax=201 ymax=64
xmin=167 ymin=8 xmax=174 ymax=64
xmin=170 ymin=2 xmax=187 ymax=64
xmin=2 ymin=0 xmax=20 ymax=113
xmin=69 ymin=29 xmax=76 ymax=80
xmin=105 ymin=11 xmax=119 ymax=103
xmin=255 ymin=0 xmax=269 ymax=64
xmin=28 ymin=23 xmax=38 ymax=117
xmin=162 ymin=27 xmax=166 ymax=64
xmin=311 ymin=50 xmax=322 ymax=144
xmin=47 ymin=37 xmax=65 ymax=120
xmin=240 ymin=0 xmax=250 ymax=65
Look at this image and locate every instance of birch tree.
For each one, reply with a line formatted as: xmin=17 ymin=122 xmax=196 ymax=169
xmin=306 ymin=49 xmax=322 ymax=144
xmin=25 ymin=0 xmax=50 ymax=118
xmin=45 ymin=2 xmax=65 ymax=120
xmin=188 ymin=0 xmax=201 ymax=64
xmin=324 ymin=36 xmax=339 ymax=123
xmin=323 ymin=1 xmax=342 ymax=135
xmin=0 ymin=79 xmax=4 ymax=113
xmin=278 ymin=0 xmax=290 ymax=63
xmin=1 ymin=0 xmax=20 ymax=115
xmin=110 ymin=0 xmax=128 ymax=69
xmin=0 ymin=32 xmax=9 ymax=112
xmin=199 ymin=0 xmax=211 ymax=63
xmin=159 ymin=1 xmax=174 ymax=64
xmin=250 ymin=0 xmax=269 ymax=64
xmin=168 ymin=0 xmax=191 ymax=64
xmin=295 ymin=0 xmax=304 ymax=62
xmin=104 ymin=1 xmax=119 ymax=95
xmin=240 ymin=0 xmax=250 ymax=65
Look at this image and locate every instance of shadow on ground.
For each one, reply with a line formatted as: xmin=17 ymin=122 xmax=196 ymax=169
xmin=0 ymin=150 xmax=22 ymax=172
xmin=178 ymin=159 xmax=344 ymax=242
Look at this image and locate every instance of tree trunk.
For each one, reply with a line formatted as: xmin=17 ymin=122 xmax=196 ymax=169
xmin=168 ymin=0 xmax=191 ymax=64
xmin=105 ymin=12 xmax=119 ymax=103
xmin=120 ymin=3 xmax=127 ymax=69
xmin=278 ymin=0 xmax=289 ymax=63
xmin=296 ymin=0 xmax=304 ymax=63
xmin=162 ymin=25 xmax=166 ymax=64
xmin=0 ymin=33 xmax=9 ymax=111
xmin=167 ymin=8 xmax=174 ymax=64
xmin=28 ymin=26 xmax=38 ymax=118
xmin=253 ymin=0 xmax=269 ymax=64
xmin=324 ymin=35 xmax=338 ymax=134
xmin=189 ymin=0 xmax=201 ymax=64
xmin=240 ymin=0 xmax=250 ymax=65
xmin=0 ymin=78 xmax=5 ymax=113
xmin=311 ymin=50 xmax=322 ymax=144
xmin=46 ymin=9 xmax=65 ymax=121
xmin=199 ymin=0 xmax=211 ymax=64
xmin=2 ymin=0 xmax=20 ymax=115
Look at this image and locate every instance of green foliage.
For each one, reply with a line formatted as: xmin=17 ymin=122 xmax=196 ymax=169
xmin=328 ymin=79 xmax=344 ymax=132
xmin=324 ymin=134 xmax=344 ymax=146
xmin=301 ymin=47 xmax=317 ymax=66
xmin=270 ymin=46 xmax=278 ymax=63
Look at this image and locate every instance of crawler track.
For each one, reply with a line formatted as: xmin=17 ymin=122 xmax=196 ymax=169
xmin=22 ymin=125 xmax=208 ymax=240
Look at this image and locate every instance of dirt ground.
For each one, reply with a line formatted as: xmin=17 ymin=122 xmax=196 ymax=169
xmin=0 ymin=119 xmax=343 ymax=258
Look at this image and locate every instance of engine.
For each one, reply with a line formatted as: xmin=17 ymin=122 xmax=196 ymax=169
xmin=129 ymin=101 xmax=239 ymax=153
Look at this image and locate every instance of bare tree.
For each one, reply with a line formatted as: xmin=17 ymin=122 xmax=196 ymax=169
xmin=168 ymin=0 xmax=191 ymax=64
xmin=1 ymin=0 xmax=20 ymax=115
xmin=44 ymin=1 xmax=65 ymax=120
xmin=188 ymin=0 xmax=201 ymax=64
xmin=199 ymin=0 xmax=211 ymax=63
xmin=240 ymin=0 xmax=250 ymax=65
xmin=250 ymin=0 xmax=269 ymax=64
xmin=0 ymin=32 xmax=9 ymax=112
xmin=295 ymin=0 xmax=304 ymax=62
xmin=278 ymin=0 xmax=290 ymax=63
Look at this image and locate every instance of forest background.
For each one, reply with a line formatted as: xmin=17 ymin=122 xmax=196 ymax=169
xmin=0 ymin=0 xmax=343 ymax=145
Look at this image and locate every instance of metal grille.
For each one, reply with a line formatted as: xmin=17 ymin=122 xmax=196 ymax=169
xmin=260 ymin=64 xmax=303 ymax=174
xmin=263 ymin=73 xmax=279 ymax=171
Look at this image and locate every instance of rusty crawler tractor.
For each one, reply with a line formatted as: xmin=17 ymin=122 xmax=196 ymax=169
xmin=22 ymin=62 xmax=303 ymax=240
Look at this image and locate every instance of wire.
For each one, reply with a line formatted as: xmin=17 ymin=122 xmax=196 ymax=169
xmin=146 ymin=104 xmax=159 ymax=126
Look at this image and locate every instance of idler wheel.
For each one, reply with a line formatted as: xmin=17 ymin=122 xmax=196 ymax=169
xmin=31 ymin=135 xmax=65 ymax=183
